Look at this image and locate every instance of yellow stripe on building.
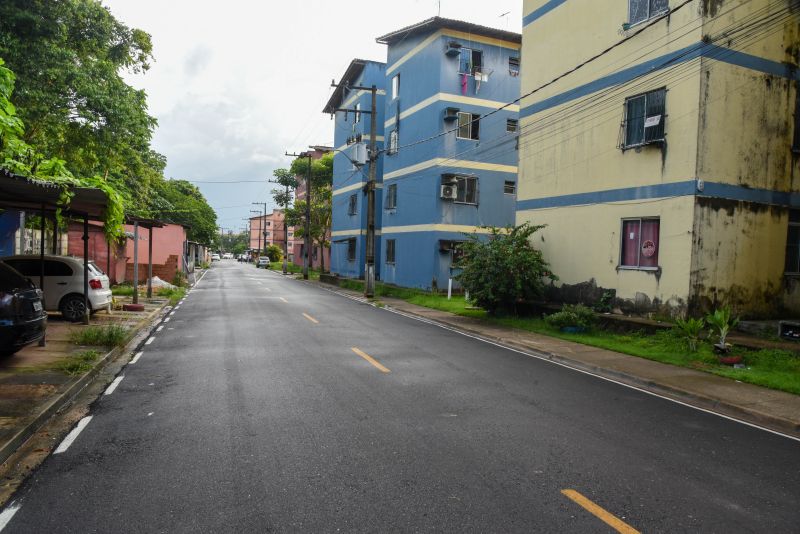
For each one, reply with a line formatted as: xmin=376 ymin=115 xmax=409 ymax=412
xmin=381 ymin=224 xmax=497 ymax=234
xmin=331 ymin=229 xmax=383 ymax=237
xmin=383 ymin=158 xmax=517 ymax=181
xmin=342 ymin=89 xmax=387 ymax=109
xmin=385 ymin=93 xmax=518 ymax=128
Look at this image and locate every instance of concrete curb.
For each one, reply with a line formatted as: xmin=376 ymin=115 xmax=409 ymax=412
xmin=0 ymin=304 xmax=168 ymax=466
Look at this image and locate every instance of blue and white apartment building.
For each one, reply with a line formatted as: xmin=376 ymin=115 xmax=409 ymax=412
xmin=325 ymin=59 xmax=386 ymax=279
xmin=328 ymin=18 xmax=521 ymax=290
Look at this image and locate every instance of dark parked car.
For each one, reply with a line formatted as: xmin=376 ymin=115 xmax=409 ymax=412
xmin=0 ymin=263 xmax=46 ymax=355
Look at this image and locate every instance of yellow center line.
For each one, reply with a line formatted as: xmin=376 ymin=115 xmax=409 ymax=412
xmin=561 ymin=489 xmax=640 ymax=534
xmin=351 ymin=347 xmax=391 ymax=374
xmin=303 ymin=313 xmax=319 ymax=324
xmin=279 ymin=297 xmax=288 ymax=303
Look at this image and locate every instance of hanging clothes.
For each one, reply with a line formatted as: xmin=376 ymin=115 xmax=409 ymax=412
xmin=461 ymin=73 xmax=468 ymax=96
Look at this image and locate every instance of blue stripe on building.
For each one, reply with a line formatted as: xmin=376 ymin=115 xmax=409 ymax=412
xmin=522 ymin=0 xmax=567 ymax=27
xmin=520 ymin=43 xmax=800 ymax=119
xmin=516 ymin=180 xmax=800 ymax=211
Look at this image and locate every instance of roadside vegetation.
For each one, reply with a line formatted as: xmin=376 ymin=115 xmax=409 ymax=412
xmin=69 ymin=325 xmax=129 ymax=348
xmin=56 ymin=350 xmax=101 ymax=376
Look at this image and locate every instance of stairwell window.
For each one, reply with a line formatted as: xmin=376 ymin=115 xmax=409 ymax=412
xmin=620 ymin=218 xmax=660 ymax=269
xmin=457 ymin=112 xmax=480 ymax=140
xmin=509 ymin=56 xmax=520 ymax=76
xmin=388 ymin=129 xmax=398 ymax=154
xmin=506 ymin=119 xmax=518 ymax=132
xmin=629 ymin=0 xmax=669 ymax=26
xmin=785 ymin=210 xmax=800 ymax=274
xmin=347 ymin=194 xmax=357 ymax=216
xmin=386 ymin=239 xmax=396 ymax=264
xmin=504 ymin=181 xmax=516 ymax=195
xmin=622 ymin=88 xmax=666 ymax=149
xmin=347 ymin=238 xmax=356 ymax=262
xmin=391 ymin=74 xmax=400 ymax=100
xmin=385 ymin=183 xmax=397 ymax=209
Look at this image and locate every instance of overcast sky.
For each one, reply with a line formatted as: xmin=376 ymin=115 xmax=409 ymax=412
xmin=102 ymin=0 xmax=522 ymax=232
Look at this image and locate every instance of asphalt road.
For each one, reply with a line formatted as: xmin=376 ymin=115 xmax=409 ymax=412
xmin=1 ymin=261 xmax=798 ymax=533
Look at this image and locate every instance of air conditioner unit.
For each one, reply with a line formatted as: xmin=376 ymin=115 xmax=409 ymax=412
xmin=445 ymin=41 xmax=462 ymax=56
xmin=443 ymin=107 xmax=460 ymax=121
xmin=441 ymin=174 xmax=458 ymax=185
xmin=440 ymin=184 xmax=457 ymax=200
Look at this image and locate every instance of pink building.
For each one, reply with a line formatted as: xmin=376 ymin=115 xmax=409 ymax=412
xmin=250 ymin=210 xmax=294 ymax=261
xmin=292 ymin=147 xmax=331 ymax=271
xmin=123 ymin=222 xmax=187 ymax=283
xmin=67 ymin=221 xmax=126 ymax=284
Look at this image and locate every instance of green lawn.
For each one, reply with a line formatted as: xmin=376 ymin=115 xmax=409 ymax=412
xmin=335 ymin=279 xmax=800 ymax=395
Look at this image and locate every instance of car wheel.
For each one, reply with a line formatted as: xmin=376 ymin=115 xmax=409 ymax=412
xmin=60 ymin=295 xmax=87 ymax=322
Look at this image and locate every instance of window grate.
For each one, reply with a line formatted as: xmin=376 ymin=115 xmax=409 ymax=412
xmin=620 ymin=88 xmax=666 ymax=149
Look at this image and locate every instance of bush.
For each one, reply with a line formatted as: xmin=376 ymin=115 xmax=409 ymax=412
xmin=265 ymin=244 xmax=283 ymax=263
xmin=544 ymin=304 xmax=596 ymax=330
xmin=674 ymin=317 xmax=705 ymax=352
xmin=172 ymin=270 xmax=188 ymax=288
xmin=455 ymin=223 xmax=557 ymax=315
xmin=156 ymin=286 xmax=186 ymax=306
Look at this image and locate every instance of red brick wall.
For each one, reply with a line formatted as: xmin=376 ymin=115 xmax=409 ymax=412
xmin=125 ymin=254 xmax=180 ymax=283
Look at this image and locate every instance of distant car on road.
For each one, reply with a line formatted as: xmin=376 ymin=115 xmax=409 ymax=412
xmin=211 ymin=253 xmax=221 ymax=261
xmin=222 ymin=253 xmax=233 ymax=260
xmin=256 ymin=257 xmax=270 ymax=269
xmin=0 ymin=262 xmax=46 ymax=355
xmin=0 ymin=255 xmax=112 ymax=322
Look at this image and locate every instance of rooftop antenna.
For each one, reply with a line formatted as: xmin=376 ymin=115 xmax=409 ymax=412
xmin=499 ymin=11 xmax=510 ymax=30
xmin=437 ymin=0 xmax=441 ymax=16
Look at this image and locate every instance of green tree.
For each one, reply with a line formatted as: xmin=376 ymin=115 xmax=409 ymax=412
xmin=0 ymin=0 xmax=156 ymax=181
xmin=151 ymin=179 xmax=218 ymax=246
xmin=285 ymin=153 xmax=333 ymax=272
xmin=455 ymin=223 xmax=558 ymax=315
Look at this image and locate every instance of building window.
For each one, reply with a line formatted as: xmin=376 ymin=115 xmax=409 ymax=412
xmin=504 ymin=181 xmax=516 ymax=195
xmin=509 ymin=56 xmax=520 ymax=76
xmin=629 ymin=0 xmax=669 ymax=26
xmin=354 ymin=102 xmax=361 ymax=124
xmin=391 ymin=74 xmax=400 ymax=100
xmin=506 ymin=119 xmax=518 ymax=132
xmin=386 ymin=239 xmax=396 ymax=264
xmin=785 ymin=210 xmax=800 ymax=273
xmin=620 ymin=218 xmax=660 ymax=269
xmin=385 ymin=183 xmax=397 ymax=209
xmin=459 ymin=47 xmax=483 ymax=76
xmin=348 ymin=194 xmax=357 ymax=215
xmin=622 ymin=87 xmax=666 ymax=148
xmin=347 ymin=238 xmax=356 ymax=261
xmin=455 ymin=176 xmax=478 ymax=204
xmin=388 ymin=129 xmax=398 ymax=154
xmin=793 ymin=85 xmax=800 ymax=152
xmin=457 ymin=112 xmax=480 ymax=140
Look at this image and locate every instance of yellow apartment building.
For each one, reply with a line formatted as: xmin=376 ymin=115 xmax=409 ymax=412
xmin=517 ymin=0 xmax=800 ymax=317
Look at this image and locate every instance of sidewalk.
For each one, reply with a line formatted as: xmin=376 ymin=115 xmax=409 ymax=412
xmin=325 ymin=284 xmax=800 ymax=438
xmin=0 ymin=298 xmax=167 ymax=465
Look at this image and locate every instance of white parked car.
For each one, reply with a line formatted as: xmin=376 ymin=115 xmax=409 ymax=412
xmin=0 ymin=255 xmax=113 ymax=322
xmin=211 ymin=253 xmax=221 ymax=261
xmin=222 ymin=253 xmax=233 ymax=260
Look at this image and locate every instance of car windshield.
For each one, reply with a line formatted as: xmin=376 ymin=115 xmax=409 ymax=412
xmin=0 ymin=263 xmax=33 ymax=292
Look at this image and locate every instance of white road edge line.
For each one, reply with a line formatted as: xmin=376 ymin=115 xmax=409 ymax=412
xmin=156 ymin=325 xmax=164 ymax=332
xmin=53 ymin=416 xmax=93 ymax=454
xmin=323 ymin=286 xmax=800 ymax=443
xmin=0 ymin=502 xmax=21 ymax=532
xmin=145 ymin=336 xmax=155 ymax=345
xmin=104 ymin=376 xmax=124 ymax=396
xmin=164 ymin=317 xmax=170 ymax=323
xmin=130 ymin=351 xmax=143 ymax=364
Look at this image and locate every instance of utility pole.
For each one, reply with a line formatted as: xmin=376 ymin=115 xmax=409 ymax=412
xmin=250 ymin=209 xmax=262 ymax=258
xmin=329 ymin=80 xmax=379 ymax=297
xmin=286 ymin=151 xmax=313 ymax=280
